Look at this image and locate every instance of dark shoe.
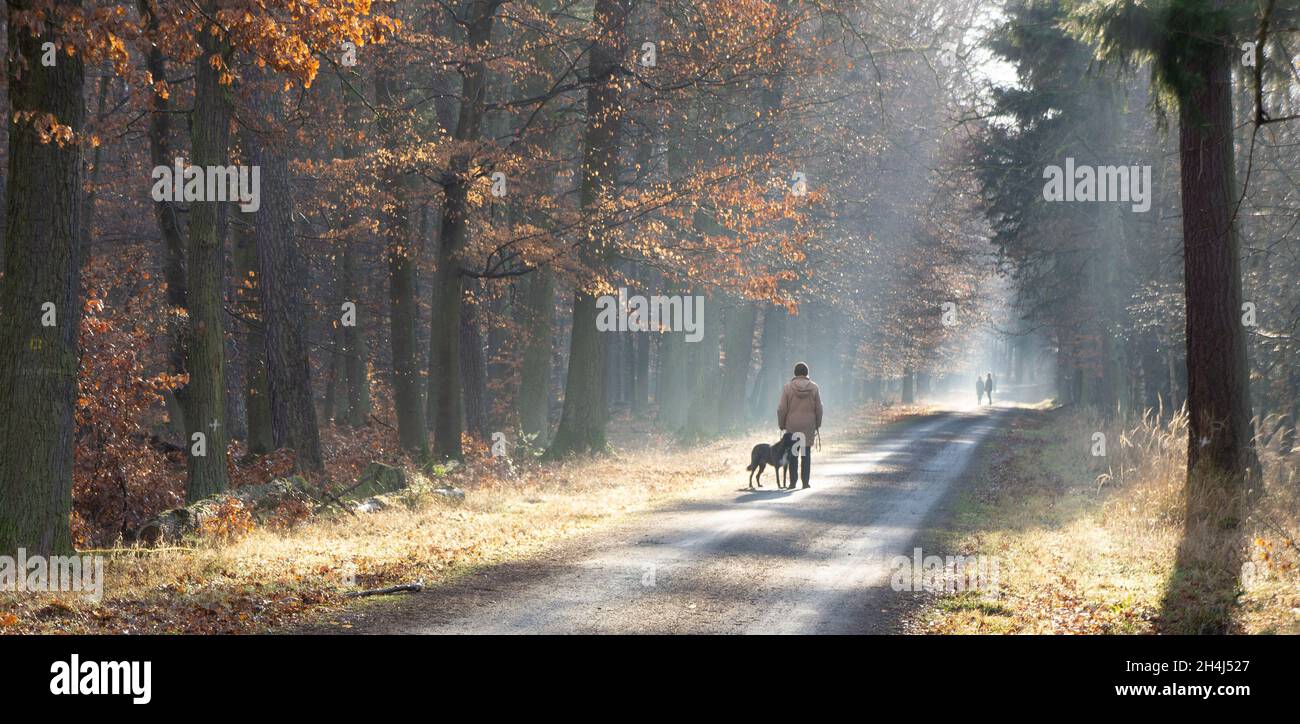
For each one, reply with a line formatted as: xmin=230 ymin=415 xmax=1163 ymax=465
xmin=801 ymin=483 xmax=811 ymax=489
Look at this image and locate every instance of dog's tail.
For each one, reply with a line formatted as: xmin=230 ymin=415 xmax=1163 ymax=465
xmin=746 ymin=462 xmax=757 ymax=471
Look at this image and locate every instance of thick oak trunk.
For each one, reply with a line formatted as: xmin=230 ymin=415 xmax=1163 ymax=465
xmin=0 ymin=0 xmax=85 ymax=555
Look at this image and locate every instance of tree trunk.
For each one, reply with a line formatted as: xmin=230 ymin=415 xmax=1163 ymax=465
xmin=605 ymin=328 xmax=624 ymax=411
xmin=0 ymin=0 xmax=85 ymax=555
xmin=245 ymin=85 xmax=324 ymax=472
xmin=1157 ymin=2 xmax=1257 ymax=633
xmin=656 ymin=320 xmax=689 ymax=431
xmin=429 ymin=190 xmax=464 ymax=457
xmin=681 ymin=291 xmax=723 ymax=441
xmin=376 ymin=73 xmax=428 ymax=457
xmin=517 ymin=267 xmax=554 ymax=441
xmin=140 ymin=0 xmax=188 ymax=440
xmin=79 ymin=74 xmax=109 ymax=250
xmin=183 ymin=4 xmax=232 ymax=501
xmin=460 ymin=289 xmax=489 ymax=441
xmin=485 ymin=288 xmax=511 ymax=432
xmin=547 ymin=0 xmax=629 ymax=457
xmin=719 ymin=300 xmax=757 ymax=431
xmin=322 ymin=328 xmax=341 ymax=425
xmin=550 ymin=292 xmax=610 ymax=455
xmin=388 ymin=240 xmax=426 ymax=454
xmin=632 ymin=321 xmax=651 ymax=414
xmin=340 ymin=241 xmax=370 ymax=427
xmin=1284 ymin=365 xmax=1299 ymax=452
xmin=428 ymin=2 xmax=497 ymax=459
xmin=233 ymin=221 xmax=273 ymax=455
xmin=336 ymin=75 xmax=371 ymax=430
xmin=750 ymin=305 xmax=787 ymax=420
xmin=1176 ymin=20 xmax=1257 ymax=482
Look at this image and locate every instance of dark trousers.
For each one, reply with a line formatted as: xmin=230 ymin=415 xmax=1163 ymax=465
xmin=787 ymin=449 xmax=811 ymax=487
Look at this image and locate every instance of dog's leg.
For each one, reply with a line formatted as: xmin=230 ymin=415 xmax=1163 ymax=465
xmin=756 ymin=463 xmax=764 ymax=487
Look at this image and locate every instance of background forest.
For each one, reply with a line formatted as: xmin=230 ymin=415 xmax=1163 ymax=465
xmin=0 ymin=0 xmax=1297 ymax=634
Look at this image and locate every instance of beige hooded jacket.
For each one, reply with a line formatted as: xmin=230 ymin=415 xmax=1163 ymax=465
xmin=777 ymin=376 xmax=823 ymax=440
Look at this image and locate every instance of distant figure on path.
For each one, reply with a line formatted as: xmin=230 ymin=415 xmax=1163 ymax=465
xmin=976 ymin=376 xmax=985 ymax=405
xmin=778 ymin=362 xmax=822 ymax=489
xmin=985 ymin=372 xmax=995 ymax=404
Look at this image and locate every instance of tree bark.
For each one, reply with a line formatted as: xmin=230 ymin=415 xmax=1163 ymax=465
xmin=681 ymin=291 xmax=722 ymax=441
xmin=245 ymin=87 xmax=324 ymax=472
xmin=233 ymin=221 xmax=273 ymax=455
xmin=517 ymin=267 xmax=555 ymax=441
xmin=79 ymin=74 xmax=109 ymax=250
xmin=460 ymin=287 xmax=489 ymax=441
xmin=376 ymin=72 xmax=428 ymax=457
xmin=0 ymin=0 xmax=85 ymax=555
xmin=547 ymin=0 xmax=630 ymax=457
xmin=340 ymin=240 xmax=370 ymax=427
xmin=1176 ymin=15 xmax=1257 ymax=482
xmin=139 ymin=0 xmax=188 ymax=439
xmin=428 ymin=1 xmax=500 ymax=459
xmin=719 ymin=300 xmax=757 ymax=431
xmin=1157 ymin=1 xmax=1258 ymax=633
xmin=387 ymin=235 xmax=426 ymax=454
xmin=632 ymin=319 xmax=650 ymax=414
xmin=322 ymin=328 xmax=341 ymax=425
xmin=750 ymin=305 xmax=787 ymax=419
xmin=428 ymin=201 xmax=463 ymax=456
xmin=182 ymin=2 xmax=232 ymax=501
xmin=337 ymin=74 xmax=370 ymax=429
xmin=656 ymin=310 xmax=689 ymax=431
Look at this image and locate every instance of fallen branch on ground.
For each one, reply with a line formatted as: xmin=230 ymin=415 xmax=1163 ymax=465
xmin=311 ymin=477 xmax=363 ymax=517
xmin=343 ymin=582 xmax=424 ymax=598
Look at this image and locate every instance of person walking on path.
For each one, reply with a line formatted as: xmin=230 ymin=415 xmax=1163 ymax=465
xmin=778 ymin=362 xmax=822 ymax=489
xmin=976 ymin=376 xmax=985 ymax=405
xmin=985 ymin=372 xmax=995 ymax=405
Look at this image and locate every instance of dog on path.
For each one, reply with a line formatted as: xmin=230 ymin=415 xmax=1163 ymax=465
xmin=747 ymin=431 xmax=797 ymax=489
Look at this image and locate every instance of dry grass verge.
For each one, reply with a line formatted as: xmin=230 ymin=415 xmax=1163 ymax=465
xmin=908 ymin=406 xmax=1299 ymax=634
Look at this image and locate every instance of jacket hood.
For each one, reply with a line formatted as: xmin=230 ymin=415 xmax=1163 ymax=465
xmin=789 ymin=377 xmax=816 ymax=396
